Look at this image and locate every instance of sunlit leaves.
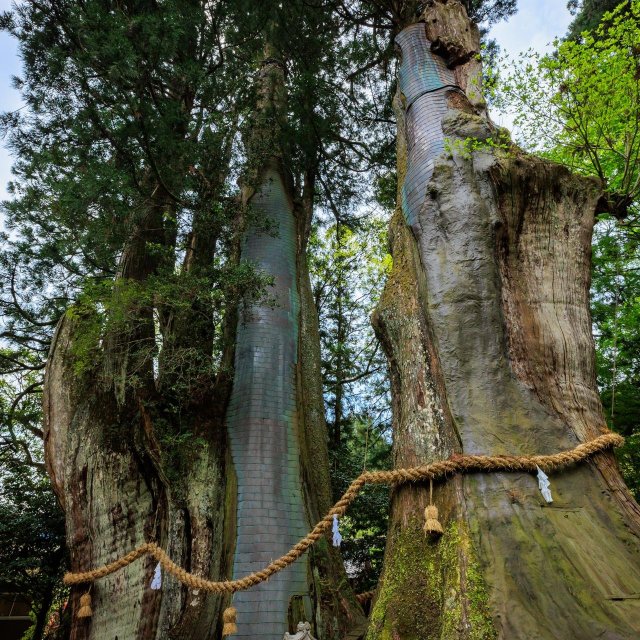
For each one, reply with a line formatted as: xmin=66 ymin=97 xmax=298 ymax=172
xmin=494 ymin=1 xmax=640 ymax=218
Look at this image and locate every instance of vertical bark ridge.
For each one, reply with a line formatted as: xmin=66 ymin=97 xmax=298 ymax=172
xmin=44 ymin=315 xmax=161 ymax=640
xmin=494 ymin=162 xmax=640 ymax=529
xmin=371 ymin=2 xmax=640 ymax=637
xmin=417 ymin=126 xmax=640 ymax=637
xmin=45 ymin=311 xmax=231 ymax=640
xmin=44 ymin=183 xmax=232 ymax=639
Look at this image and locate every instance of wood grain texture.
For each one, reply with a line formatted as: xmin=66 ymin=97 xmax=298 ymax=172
xmin=371 ymin=3 xmax=640 ymax=637
xmin=44 ymin=313 xmax=230 ymax=640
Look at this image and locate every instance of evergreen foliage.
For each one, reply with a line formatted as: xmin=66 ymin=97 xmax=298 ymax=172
xmin=567 ymin=0 xmax=630 ymax=40
xmin=310 ymin=218 xmax=391 ymax=446
xmin=463 ymin=0 xmax=517 ymax=25
xmin=310 ymin=216 xmax=392 ymax=589
xmin=329 ymin=417 xmax=391 ymax=593
xmin=3 ymin=0 xmax=638 ymax=634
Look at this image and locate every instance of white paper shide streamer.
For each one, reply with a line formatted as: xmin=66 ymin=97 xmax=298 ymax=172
xmin=536 ymin=466 xmax=553 ymax=503
xmin=150 ymin=561 xmax=162 ymax=590
xmin=332 ymin=514 xmax=342 ymax=547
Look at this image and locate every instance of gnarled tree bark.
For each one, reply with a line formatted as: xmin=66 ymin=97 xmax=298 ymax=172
xmin=43 ymin=179 xmax=234 ymax=640
xmin=370 ymin=1 xmax=640 ymax=638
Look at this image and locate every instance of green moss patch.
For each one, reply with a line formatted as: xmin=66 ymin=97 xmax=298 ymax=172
xmin=368 ymin=518 xmax=495 ymax=640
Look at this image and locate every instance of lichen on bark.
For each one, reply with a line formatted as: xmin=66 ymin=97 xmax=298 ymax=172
xmin=44 ymin=309 xmax=232 ymax=640
xmin=371 ymin=2 xmax=640 ymax=638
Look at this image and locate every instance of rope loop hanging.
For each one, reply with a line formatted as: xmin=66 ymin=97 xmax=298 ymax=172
xmin=63 ymin=431 xmax=624 ymax=594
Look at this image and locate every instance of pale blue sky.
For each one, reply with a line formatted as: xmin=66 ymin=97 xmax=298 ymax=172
xmin=1 ymin=0 xmax=22 ymax=202
xmin=0 ymin=0 xmax=573 ymax=201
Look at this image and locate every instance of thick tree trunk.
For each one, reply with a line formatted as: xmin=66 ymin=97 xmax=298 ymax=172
xmin=224 ymin=53 xmax=363 ymax=640
xmin=44 ymin=316 xmax=232 ymax=640
xmin=370 ymin=2 xmax=640 ymax=638
xmin=42 ymin=45 xmax=361 ymax=640
xmin=43 ymin=189 xmax=233 ymax=640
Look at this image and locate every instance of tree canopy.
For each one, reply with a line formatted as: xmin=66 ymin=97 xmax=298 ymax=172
xmin=1 ymin=0 xmax=639 ymax=637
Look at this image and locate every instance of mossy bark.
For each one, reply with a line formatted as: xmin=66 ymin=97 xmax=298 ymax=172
xmin=369 ymin=519 xmax=494 ymax=640
xmin=44 ymin=263 xmax=233 ymax=640
xmin=370 ymin=2 xmax=640 ymax=638
xmin=41 ymin=7 xmax=239 ymax=628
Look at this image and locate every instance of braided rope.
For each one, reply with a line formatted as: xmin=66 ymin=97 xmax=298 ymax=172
xmin=355 ymin=591 xmax=375 ymax=604
xmin=63 ymin=432 xmax=623 ymax=593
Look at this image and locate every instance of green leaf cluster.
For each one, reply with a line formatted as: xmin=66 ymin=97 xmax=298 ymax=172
xmin=493 ymin=1 xmax=640 ymax=217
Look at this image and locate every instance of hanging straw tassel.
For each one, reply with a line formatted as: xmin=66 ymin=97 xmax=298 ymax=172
xmin=423 ymin=479 xmax=443 ymax=539
xmin=222 ymin=606 xmax=237 ymax=636
xmin=77 ymin=591 xmax=93 ymax=618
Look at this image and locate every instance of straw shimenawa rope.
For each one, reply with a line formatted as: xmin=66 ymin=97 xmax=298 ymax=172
xmin=355 ymin=591 xmax=375 ymax=605
xmin=63 ymin=432 xmax=623 ymax=593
